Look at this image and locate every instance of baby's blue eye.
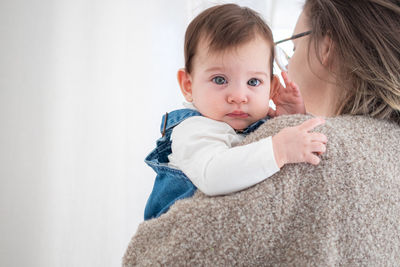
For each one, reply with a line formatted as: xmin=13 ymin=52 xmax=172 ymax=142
xmin=248 ymin=78 xmax=261 ymax=87
xmin=212 ymin=76 xmax=227 ymax=85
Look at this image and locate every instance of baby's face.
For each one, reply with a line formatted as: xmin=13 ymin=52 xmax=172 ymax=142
xmin=186 ymin=36 xmax=273 ymax=130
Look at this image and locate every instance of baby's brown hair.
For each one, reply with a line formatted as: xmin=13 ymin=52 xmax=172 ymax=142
xmin=184 ymin=4 xmax=274 ymax=79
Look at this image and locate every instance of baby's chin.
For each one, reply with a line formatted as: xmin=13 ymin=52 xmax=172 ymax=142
xmin=226 ymin=120 xmax=254 ymax=131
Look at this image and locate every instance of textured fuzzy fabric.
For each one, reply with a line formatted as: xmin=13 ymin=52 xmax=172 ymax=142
xmin=123 ymin=114 xmax=400 ymax=266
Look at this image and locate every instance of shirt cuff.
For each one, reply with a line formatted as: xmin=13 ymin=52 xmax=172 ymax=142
xmin=256 ymin=137 xmax=280 ymax=174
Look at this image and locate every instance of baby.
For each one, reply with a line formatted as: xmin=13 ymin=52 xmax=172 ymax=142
xmin=144 ymin=4 xmax=327 ymax=220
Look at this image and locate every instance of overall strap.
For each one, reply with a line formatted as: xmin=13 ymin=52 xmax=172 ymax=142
xmin=160 ymin=108 xmax=202 ymax=136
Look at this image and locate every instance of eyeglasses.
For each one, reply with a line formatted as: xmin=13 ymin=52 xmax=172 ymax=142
xmin=274 ymin=31 xmax=312 ymax=72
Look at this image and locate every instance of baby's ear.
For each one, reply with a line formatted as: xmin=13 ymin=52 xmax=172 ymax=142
xmin=270 ymin=75 xmax=281 ymax=100
xmin=177 ymin=68 xmax=193 ymax=102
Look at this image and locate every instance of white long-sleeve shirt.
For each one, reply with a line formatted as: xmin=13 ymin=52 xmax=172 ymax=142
xmin=168 ymin=104 xmax=279 ymax=196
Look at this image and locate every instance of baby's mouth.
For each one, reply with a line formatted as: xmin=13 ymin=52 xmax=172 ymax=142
xmin=227 ymin=111 xmax=249 ymax=118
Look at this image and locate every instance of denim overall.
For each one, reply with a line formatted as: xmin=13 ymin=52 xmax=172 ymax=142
xmin=144 ymin=108 xmax=268 ymax=220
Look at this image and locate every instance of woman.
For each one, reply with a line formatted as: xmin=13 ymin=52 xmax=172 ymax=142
xmin=124 ymin=1 xmax=400 ymax=265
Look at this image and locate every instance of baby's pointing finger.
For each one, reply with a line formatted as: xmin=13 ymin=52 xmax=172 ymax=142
xmin=299 ymin=117 xmax=326 ymax=132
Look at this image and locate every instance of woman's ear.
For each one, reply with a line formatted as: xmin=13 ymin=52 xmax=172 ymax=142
xmin=320 ymin=35 xmax=334 ymax=66
xmin=177 ymin=68 xmax=193 ymax=102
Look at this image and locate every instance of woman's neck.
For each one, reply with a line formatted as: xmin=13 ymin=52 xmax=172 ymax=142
xmin=305 ymin=83 xmax=341 ymax=117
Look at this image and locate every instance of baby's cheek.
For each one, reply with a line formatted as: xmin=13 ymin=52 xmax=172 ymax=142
xmin=256 ymin=103 xmax=271 ymax=118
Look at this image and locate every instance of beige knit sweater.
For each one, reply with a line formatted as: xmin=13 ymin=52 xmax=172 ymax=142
xmin=123 ymin=114 xmax=400 ymax=266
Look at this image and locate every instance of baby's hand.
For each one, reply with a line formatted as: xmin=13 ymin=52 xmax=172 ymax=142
xmin=269 ymin=72 xmax=306 ymax=117
xmin=272 ymin=117 xmax=327 ymax=168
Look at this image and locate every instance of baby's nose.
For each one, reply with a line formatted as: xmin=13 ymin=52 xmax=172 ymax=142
xmin=227 ymin=87 xmax=248 ymax=104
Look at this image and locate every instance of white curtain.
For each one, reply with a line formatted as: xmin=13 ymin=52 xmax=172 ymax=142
xmin=0 ymin=0 xmax=302 ymax=266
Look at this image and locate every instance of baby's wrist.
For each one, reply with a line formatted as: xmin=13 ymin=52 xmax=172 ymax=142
xmin=272 ymin=135 xmax=286 ymax=168
xmin=292 ymin=104 xmax=306 ymax=115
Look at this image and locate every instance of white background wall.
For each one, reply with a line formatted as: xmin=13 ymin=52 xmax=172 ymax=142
xmin=0 ymin=0 xmax=303 ymax=266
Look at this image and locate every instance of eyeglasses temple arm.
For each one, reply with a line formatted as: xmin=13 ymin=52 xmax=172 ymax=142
xmin=274 ymin=30 xmax=312 ymax=45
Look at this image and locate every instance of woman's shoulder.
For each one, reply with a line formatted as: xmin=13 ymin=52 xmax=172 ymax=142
xmin=244 ymin=114 xmax=400 ymax=146
xmin=239 ymin=114 xmax=400 ymax=198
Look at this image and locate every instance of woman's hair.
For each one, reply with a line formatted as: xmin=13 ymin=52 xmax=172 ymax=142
xmin=184 ymin=4 xmax=274 ymax=78
xmin=304 ymin=0 xmax=400 ymax=124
